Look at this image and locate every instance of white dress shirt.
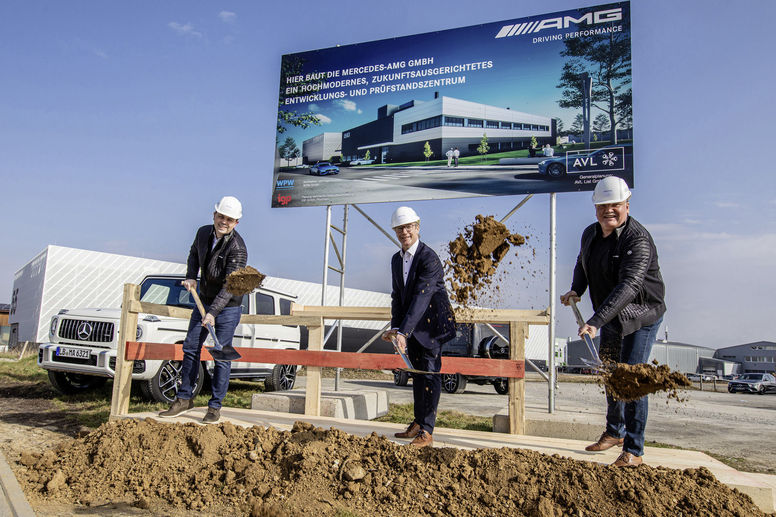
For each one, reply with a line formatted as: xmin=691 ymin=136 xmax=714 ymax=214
xmin=400 ymin=239 xmax=419 ymax=285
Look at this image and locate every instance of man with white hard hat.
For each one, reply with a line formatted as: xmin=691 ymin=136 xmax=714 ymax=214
xmin=560 ymin=176 xmax=666 ymax=466
xmin=160 ymin=196 xmax=248 ymax=423
xmin=383 ymin=206 xmax=455 ymax=447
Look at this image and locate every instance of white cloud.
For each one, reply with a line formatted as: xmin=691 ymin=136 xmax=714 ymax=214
xmin=93 ymin=49 xmax=107 ymax=59
xmin=168 ymin=22 xmax=202 ymax=38
xmin=334 ymin=99 xmax=358 ymax=111
xmin=308 ymin=103 xmax=320 ymax=112
xmin=714 ymin=201 xmax=739 ymax=208
xmin=218 ymin=11 xmax=236 ymax=23
xmin=314 ymin=114 xmax=332 ymax=124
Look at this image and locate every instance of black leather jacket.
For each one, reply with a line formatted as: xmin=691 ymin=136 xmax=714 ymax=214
xmin=185 ymin=225 xmax=248 ymax=317
xmin=570 ymin=216 xmax=666 ymax=336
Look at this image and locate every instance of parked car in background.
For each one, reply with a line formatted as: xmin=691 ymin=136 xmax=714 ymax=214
xmin=727 ymin=373 xmax=776 ymax=394
xmin=349 ymin=158 xmax=375 ymax=166
xmin=310 ymin=161 xmax=339 ymax=176
xmin=393 ymin=323 xmax=512 ymax=395
xmin=38 ymin=274 xmax=301 ymax=403
xmin=538 ymin=143 xmax=632 ymax=179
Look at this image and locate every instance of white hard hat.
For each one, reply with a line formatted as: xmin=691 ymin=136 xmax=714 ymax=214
xmin=592 ymin=176 xmax=631 ymax=205
xmin=214 ymin=196 xmax=243 ymax=219
xmin=391 ymin=206 xmax=420 ymax=228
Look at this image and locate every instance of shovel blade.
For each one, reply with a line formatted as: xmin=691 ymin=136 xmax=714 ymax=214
xmin=206 ymin=345 xmax=241 ymax=361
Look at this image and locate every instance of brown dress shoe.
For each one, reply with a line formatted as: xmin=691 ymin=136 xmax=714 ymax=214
xmin=585 ymin=432 xmax=624 ymax=451
xmin=395 ymin=422 xmax=421 ymax=439
xmin=612 ymin=451 xmax=643 ymax=467
xmin=410 ymin=430 xmax=433 ymax=448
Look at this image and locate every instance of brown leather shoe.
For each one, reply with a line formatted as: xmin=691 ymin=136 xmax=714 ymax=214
xmin=585 ymin=432 xmax=624 ymax=451
xmin=394 ymin=422 xmax=421 ymax=439
xmin=410 ymin=430 xmax=433 ymax=448
xmin=612 ymin=451 xmax=643 ymax=467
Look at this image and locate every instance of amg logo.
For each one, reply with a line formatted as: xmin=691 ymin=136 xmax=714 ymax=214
xmin=495 ymin=8 xmax=622 ymax=38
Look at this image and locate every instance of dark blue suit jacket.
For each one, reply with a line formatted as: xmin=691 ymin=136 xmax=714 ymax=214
xmin=391 ymin=241 xmax=455 ymax=349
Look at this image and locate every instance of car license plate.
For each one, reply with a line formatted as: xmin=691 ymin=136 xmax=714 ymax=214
xmin=56 ymin=346 xmax=90 ymax=359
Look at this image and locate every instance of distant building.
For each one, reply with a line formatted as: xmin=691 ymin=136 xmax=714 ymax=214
xmin=340 ymin=93 xmax=554 ymax=163
xmin=302 ymin=132 xmax=342 ymax=164
xmin=0 ymin=303 xmax=10 ymax=348
xmin=564 ymin=336 xmax=715 ymax=374
xmin=713 ymin=341 xmax=776 ymax=374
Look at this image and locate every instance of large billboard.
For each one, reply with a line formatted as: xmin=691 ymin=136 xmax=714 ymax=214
xmin=272 ymin=2 xmax=632 ymax=208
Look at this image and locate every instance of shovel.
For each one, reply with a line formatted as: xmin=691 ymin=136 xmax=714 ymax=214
xmin=185 ymin=285 xmax=241 ymax=361
xmin=569 ymin=299 xmax=603 ymax=368
xmin=390 ymin=335 xmax=444 ymax=375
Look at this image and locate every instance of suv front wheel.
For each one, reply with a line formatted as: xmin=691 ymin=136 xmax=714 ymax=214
xmin=48 ymin=371 xmax=107 ymax=394
xmin=265 ymin=364 xmax=297 ymax=392
xmin=442 ymin=373 xmax=467 ymax=394
xmin=140 ymin=360 xmax=204 ymax=404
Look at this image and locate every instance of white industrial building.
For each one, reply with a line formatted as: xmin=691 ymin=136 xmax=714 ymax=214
xmin=302 ymin=132 xmax=342 ymax=164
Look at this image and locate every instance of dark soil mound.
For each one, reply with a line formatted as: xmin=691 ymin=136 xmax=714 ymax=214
xmin=15 ymin=419 xmax=768 ymax=517
xmin=601 ymin=362 xmax=693 ymax=402
xmin=226 ymin=266 xmax=265 ymax=296
xmin=446 ymin=215 xmax=526 ymax=305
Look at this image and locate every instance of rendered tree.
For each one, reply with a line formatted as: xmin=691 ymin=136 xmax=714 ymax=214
xmin=556 ymin=14 xmax=632 ymax=144
xmin=477 ymin=133 xmax=489 ymax=163
xmin=593 ymin=113 xmax=610 ymax=134
xmin=364 ymin=149 xmax=371 ymax=161
xmin=554 ymin=117 xmax=565 ymax=135
xmin=423 ymin=141 xmax=433 ymax=162
xmin=530 ymin=135 xmax=538 ymax=149
xmin=278 ymin=137 xmax=300 ymax=167
xmin=569 ymin=113 xmax=585 ymax=135
xmin=278 ymin=57 xmax=323 ymax=135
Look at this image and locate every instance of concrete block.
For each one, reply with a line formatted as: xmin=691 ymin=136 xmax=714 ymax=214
xmin=251 ymin=390 xmax=388 ymax=420
xmin=493 ymin=412 xmax=600 ymax=440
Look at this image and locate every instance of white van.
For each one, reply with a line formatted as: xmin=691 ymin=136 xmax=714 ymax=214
xmin=38 ymin=274 xmax=300 ymax=403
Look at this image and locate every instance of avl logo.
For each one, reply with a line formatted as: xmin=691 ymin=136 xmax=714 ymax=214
xmin=277 ymin=195 xmax=292 ymax=206
xmin=275 ymin=179 xmax=294 ymax=190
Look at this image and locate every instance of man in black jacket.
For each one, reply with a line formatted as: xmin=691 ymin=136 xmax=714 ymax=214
xmin=561 ymin=177 xmax=665 ymax=467
xmin=160 ymin=196 xmax=248 ymax=423
xmin=382 ymin=206 xmax=455 ymax=448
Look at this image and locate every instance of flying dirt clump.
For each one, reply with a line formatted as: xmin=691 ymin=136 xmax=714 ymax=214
xmin=445 ymin=214 xmax=526 ymax=305
xmin=14 ymin=419 xmax=769 ymax=517
xmin=600 ymin=361 xmax=693 ymax=402
xmin=226 ymin=266 xmax=266 ymax=296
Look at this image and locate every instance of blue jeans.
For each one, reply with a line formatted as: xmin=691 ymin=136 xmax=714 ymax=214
xmin=603 ymin=316 xmax=663 ymax=456
xmin=177 ymin=304 xmax=241 ymax=409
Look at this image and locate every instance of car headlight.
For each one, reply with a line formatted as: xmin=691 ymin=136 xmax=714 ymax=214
xmin=752 ymin=383 xmax=761 ymax=389
xmin=136 ymin=325 xmax=143 ymax=340
xmin=50 ymin=316 xmax=59 ymax=337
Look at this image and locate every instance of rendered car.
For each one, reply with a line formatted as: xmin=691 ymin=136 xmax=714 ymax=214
xmin=349 ymin=158 xmax=375 ymax=166
xmin=727 ymin=373 xmax=776 ymax=394
xmin=538 ymin=143 xmax=632 ymax=179
xmin=309 ymin=161 xmax=339 ymax=176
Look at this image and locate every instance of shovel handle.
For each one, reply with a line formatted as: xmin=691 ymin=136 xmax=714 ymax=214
xmin=569 ymin=299 xmax=586 ymax=328
xmin=185 ymin=284 xmax=208 ymax=319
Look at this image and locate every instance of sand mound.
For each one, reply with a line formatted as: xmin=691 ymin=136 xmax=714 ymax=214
xmin=15 ymin=419 xmax=767 ymax=516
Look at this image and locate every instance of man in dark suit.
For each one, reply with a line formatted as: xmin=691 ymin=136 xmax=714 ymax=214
xmin=382 ymin=206 xmax=455 ymax=447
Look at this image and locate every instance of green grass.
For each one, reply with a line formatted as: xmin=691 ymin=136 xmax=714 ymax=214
xmin=376 ymin=403 xmax=492 ymax=432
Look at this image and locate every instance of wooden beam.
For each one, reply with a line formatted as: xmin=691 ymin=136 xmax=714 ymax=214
xmin=305 ymin=319 xmax=323 ymax=417
xmin=290 ymin=303 xmax=550 ymax=325
xmin=508 ymin=322 xmax=527 ymax=435
xmin=124 ymin=342 xmax=525 ymax=378
xmin=127 ymin=300 xmax=321 ymax=327
xmin=110 ymin=283 xmax=140 ymax=419
xmin=128 ymin=300 xmax=192 ymax=319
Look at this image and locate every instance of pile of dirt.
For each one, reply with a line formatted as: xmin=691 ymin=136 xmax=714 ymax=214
xmin=226 ymin=266 xmax=265 ymax=296
xmin=601 ymin=362 xmax=693 ymax=402
xmin=445 ymin=215 xmax=526 ymax=305
xmin=15 ymin=419 xmax=768 ymax=517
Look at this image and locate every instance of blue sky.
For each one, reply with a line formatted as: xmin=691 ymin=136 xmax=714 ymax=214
xmin=2 ymin=0 xmax=775 ymax=348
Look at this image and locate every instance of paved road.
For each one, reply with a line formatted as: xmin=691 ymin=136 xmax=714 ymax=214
xmin=297 ymin=373 xmax=776 ymax=472
xmin=276 ymin=164 xmax=585 ymax=207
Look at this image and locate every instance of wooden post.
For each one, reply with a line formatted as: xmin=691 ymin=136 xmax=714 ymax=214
xmin=508 ymin=322 xmax=527 ymax=434
xmin=110 ymin=283 xmax=140 ymax=419
xmin=304 ymin=317 xmax=324 ymax=416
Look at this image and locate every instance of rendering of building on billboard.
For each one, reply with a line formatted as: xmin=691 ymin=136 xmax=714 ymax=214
xmin=339 ymin=94 xmax=554 ymax=164
xmin=302 ymin=132 xmax=342 ymax=164
xmin=273 ymin=2 xmax=633 ymax=208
